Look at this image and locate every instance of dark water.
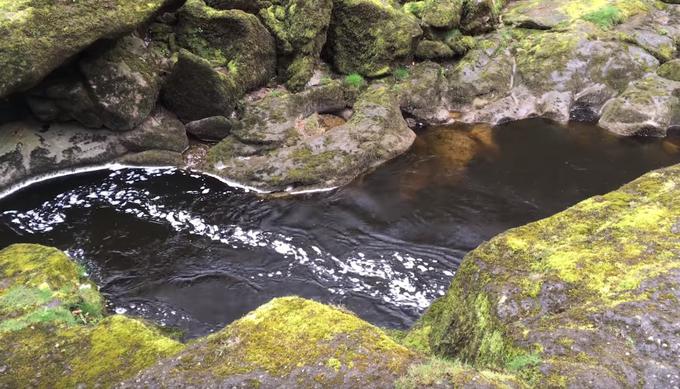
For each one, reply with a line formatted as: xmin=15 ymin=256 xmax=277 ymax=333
xmin=2 ymin=119 xmax=680 ymax=338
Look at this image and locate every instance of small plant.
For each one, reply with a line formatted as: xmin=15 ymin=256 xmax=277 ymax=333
xmin=393 ymin=66 xmax=410 ymax=81
xmin=344 ymin=72 xmax=366 ymax=88
xmin=582 ymin=5 xmax=624 ymax=30
xmin=506 ymin=352 xmax=542 ymax=372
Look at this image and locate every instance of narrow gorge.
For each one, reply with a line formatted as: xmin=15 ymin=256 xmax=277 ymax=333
xmin=1 ymin=0 xmax=680 ymax=388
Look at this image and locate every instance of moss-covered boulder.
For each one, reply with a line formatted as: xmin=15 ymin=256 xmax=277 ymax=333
xmin=203 ymin=84 xmax=415 ymax=192
xmin=0 ymin=244 xmax=184 ymax=387
xmin=163 ymin=0 xmax=276 ymax=121
xmin=0 ymin=0 xmax=175 ymax=98
xmin=415 ymin=164 xmax=680 ymax=387
xmin=599 ymin=75 xmax=680 ymax=137
xmin=326 ymin=0 xmax=422 ymax=77
xmin=123 ymin=296 xmax=414 ymax=387
xmin=260 ymin=0 xmax=334 ymax=91
xmin=26 ymin=35 xmax=168 ymax=131
xmin=658 ymin=59 xmax=680 ymax=82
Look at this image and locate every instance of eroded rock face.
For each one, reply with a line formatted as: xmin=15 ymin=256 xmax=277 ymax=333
xmin=203 ymin=83 xmax=416 ymax=192
xmin=326 ymin=0 xmax=422 ymax=77
xmin=0 ymin=108 xmax=188 ymax=193
xmin=121 ymin=296 xmax=414 ymax=388
xmin=0 ymin=244 xmax=184 ymax=388
xmin=0 ymin=0 xmax=175 ymax=98
xmin=413 ymin=164 xmax=680 ymax=387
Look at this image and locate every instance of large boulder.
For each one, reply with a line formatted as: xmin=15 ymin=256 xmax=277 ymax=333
xmin=413 ymin=164 xmax=680 ymax=387
xmin=26 ymin=35 xmax=169 ymax=131
xmin=0 ymin=0 xmax=175 ymax=98
xmin=0 ymin=244 xmax=184 ymax=388
xmin=326 ymin=0 xmax=422 ymax=77
xmin=122 ymin=296 xmax=414 ymax=387
xmin=203 ymin=84 xmax=416 ymax=192
xmin=259 ymin=0 xmax=334 ymax=91
xmin=162 ymin=0 xmax=276 ymax=122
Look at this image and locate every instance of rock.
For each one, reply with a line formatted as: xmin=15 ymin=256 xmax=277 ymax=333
xmin=120 ymin=107 xmax=188 ymax=153
xmin=25 ymin=34 xmax=169 ymax=131
xmin=396 ymin=357 xmax=525 ymax=388
xmin=327 ymin=0 xmax=422 ymax=77
xmin=599 ymin=75 xmax=680 ymax=137
xmin=0 ymin=0 xmax=175 ymax=98
xmin=230 ymin=81 xmax=351 ymax=147
xmin=185 ymin=116 xmax=235 ymax=141
xmin=161 ymin=50 xmax=241 ymax=122
xmin=658 ymin=59 xmax=680 ymax=82
xmin=78 ymin=35 xmax=169 ymax=131
xmin=460 ymin=0 xmax=506 ymax=34
xmin=205 ymin=0 xmax=271 ymax=12
xmin=415 ymin=40 xmax=456 ymax=60
xmin=121 ymin=297 xmax=414 ymax=387
xmin=0 ymin=244 xmax=184 ymax=388
xmin=203 ymin=84 xmax=415 ymax=192
xmin=0 ymin=110 xmax=188 ymax=192
xmin=421 ymin=0 xmax=464 ymax=29
xmin=413 ymin=164 xmax=680 ymax=387
xmin=117 ymin=150 xmax=184 ymax=166
xmin=162 ymin=0 xmax=276 ymax=121
xmin=394 ymin=62 xmax=449 ymax=123
xmin=259 ymin=0 xmax=334 ymax=91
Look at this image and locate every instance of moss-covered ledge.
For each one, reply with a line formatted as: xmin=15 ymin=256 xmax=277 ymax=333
xmin=0 ymin=244 xmax=183 ymax=387
xmin=412 ymin=164 xmax=680 ymax=387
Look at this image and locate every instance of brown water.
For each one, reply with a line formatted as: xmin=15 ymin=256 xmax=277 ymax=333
xmin=1 ymin=118 xmax=679 ymax=339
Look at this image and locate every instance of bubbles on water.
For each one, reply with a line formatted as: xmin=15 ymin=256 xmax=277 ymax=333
xmin=1 ymin=167 xmax=456 ymax=322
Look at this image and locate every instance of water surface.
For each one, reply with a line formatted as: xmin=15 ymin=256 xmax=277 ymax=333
xmin=1 ymin=119 xmax=679 ymax=338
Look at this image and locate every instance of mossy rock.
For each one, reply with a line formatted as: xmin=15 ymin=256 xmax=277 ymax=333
xmin=415 ymin=40 xmax=456 ymax=60
xmin=0 ymin=0 xmax=174 ymax=98
xmin=203 ymin=84 xmax=415 ymax=192
xmin=164 ymin=0 xmax=276 ymax=121
xmin=420 ymin=0 xmax=464 ymax=29
xmin=0 ymin=244 xmax=104 ymax=331
xmin=658 ymin=59 xmax=680 ymax=82
xmin=396 ymin=357 xmax=526 ymax=389
xmin=416 ymin=164 xmax=680 ymax=387
xmin=0 ymin=244 xmax=184 ymax=387
xmin=259 ymin=0 xmax=334 ymax=91
xmin=122 ymin=297 xmax=415 ymax=387
xmin=326 ymin=0 xmax=422 ymax=77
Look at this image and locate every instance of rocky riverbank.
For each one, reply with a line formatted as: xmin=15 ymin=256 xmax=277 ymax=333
xmin=1 ymin=0 xmax=679 ymax=192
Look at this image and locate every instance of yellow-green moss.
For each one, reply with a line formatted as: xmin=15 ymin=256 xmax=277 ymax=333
xmin=172 ymin=297 xmax=413 ymax=378
xmin=0 ymin=315 xmax=183 ymax=388
xmin=396 ymin=357 xmax=525 ymax=389
xmin=0 ymin=244 xmax=104 ymax=332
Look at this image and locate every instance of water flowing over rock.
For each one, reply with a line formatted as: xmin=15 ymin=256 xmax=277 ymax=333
xmin=411 ymin=164 xmax=680 ymax=387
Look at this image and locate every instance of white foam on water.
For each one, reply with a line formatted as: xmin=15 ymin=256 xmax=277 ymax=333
xmin=2 ymin=167 xmax=455 ymax=311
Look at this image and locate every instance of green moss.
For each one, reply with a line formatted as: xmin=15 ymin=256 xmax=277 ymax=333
xmin=393 ymin=66 xmax=410 ymax=81
xmin=344 ymin=72 xmax=366 ymax=88
xmin=396 ymin=357 xmax=524 ymax=389
xmin=0 ymin=244 xmax=104 ymax=332
xmin=0 ymin=315 xmax=184 ymax=387
xmin=171 ymin=297 xmax=413 ymax=379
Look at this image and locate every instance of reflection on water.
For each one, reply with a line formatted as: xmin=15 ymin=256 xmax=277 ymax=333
xmin=1 ymin=119 xmax=679 ymax=338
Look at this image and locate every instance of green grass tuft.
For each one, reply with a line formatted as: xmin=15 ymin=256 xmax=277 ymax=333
xmin=393 ymin=66 xmax=410 ymax=80
xmin=582 ymin=5 xmax=624 ymax=29
xmin=344 ymin=72 xmax=366 ymax=88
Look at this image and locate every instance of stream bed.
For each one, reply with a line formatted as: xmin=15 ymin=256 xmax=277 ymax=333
xmin=2 ymin=119 xmax=680 ymax=339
